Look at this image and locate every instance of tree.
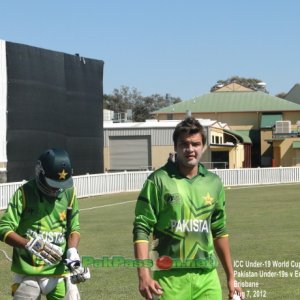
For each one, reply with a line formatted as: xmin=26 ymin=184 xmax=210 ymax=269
xmin=133 ymin=93 xmax=181 ymax=122
xmin=210 ymin=76 xmax=269 ymax=93
xmin=104 ymin=86 xmax=182 ymax=122
xmin=104 ymin=85 xmax=141 ymax=113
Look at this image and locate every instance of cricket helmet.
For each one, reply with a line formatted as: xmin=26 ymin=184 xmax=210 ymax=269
xmin=35 ymin=148 xmax=73 ymax=197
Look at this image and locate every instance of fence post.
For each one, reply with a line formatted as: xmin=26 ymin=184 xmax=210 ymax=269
xmin=124 ymin=170 xmax=128 ymax=192
xmin=279 ymin=166 xmax=283 ymax=183
xmin=258 ymin=167 xmax=261 ymax=185
xmin=87 ymin=173 xmax=91 ymax=197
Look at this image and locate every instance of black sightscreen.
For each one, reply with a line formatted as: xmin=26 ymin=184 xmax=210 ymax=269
xmin=6 ymin=42 xmax=104 ymax=181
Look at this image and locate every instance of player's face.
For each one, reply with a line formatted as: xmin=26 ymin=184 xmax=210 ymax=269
xmin=37 ymin=176 xmax=63 ymax=198
xmin=175 ymin=133 xmax=204 ymax=169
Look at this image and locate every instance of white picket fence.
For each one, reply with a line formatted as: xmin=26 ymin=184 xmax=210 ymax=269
xmin=1 ymin=167 xmax=300 ymax=210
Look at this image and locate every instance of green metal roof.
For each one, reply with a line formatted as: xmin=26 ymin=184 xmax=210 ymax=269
xmin=292 ymin=141 xmax=300 ymax=149
xmin=224 ymin=129 xmax=252 ymax=144
xmin=260 ymin=114 xmax=282 ymax=128
xmin=155 ymin=91 xmax=300 ymax=113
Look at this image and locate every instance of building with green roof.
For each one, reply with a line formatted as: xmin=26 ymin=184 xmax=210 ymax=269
xmin=284 ymin=83 xmax=300 ymax=105
xmin=153 ymin=83 xmax=300 ymax=167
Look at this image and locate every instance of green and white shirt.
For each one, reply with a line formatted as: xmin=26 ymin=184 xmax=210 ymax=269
xmin=0 ymin=179 xmax=80 ymax=276
xmin=133 ymin=161 xmax=227 ymax=270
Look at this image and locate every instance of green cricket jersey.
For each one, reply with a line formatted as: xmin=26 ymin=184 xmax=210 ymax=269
xmin=0 ymin=179 xmax=80 ymax=276
xmin=133 ymin=161 xmax=227 ymax=270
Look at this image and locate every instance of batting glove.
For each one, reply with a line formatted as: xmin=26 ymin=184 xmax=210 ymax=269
xmin=65 ymin=247 xmax=91 ymax=284
xmin=65 ymin=247 xmax=81 ymax=269
xmin=69 ymin=265 xmax=91 ymax=284
xmin=25 ymin=236 xmax=63 ymax=265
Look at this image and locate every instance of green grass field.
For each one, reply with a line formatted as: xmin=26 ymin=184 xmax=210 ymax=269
xmin=1 ymin=184 xmax=300 ymax=299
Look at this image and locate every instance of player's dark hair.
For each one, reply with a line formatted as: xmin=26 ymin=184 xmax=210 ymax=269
xmin=172 ymin=117 xmax=206 ymax=146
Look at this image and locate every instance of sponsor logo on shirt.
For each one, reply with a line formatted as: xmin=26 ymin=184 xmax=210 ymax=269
xmin=170 ymin=219 xmax=209 ymax=233
xmin=27 ymin=229 xmax=65 ymax=245
xmin=164 ymin=193 xmax=182 ymax=205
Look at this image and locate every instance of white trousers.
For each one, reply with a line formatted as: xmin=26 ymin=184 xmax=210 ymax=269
xmin=12 ymin=274 xmax=80 ymax=300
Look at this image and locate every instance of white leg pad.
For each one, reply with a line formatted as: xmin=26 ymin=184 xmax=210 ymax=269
xmin=63 ymin=277 xmax=81 ymax=300
xmin=13 ymin=279 xmax=41 ymax=300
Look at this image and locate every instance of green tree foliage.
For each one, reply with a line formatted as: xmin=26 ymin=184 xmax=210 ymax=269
xmin=210 ymin=76 xmax=269 ymax=93
xmin=104 ymin=86 xmax=140 ymax=113
xmin=104 ymin=86 xmax=182 ymax=122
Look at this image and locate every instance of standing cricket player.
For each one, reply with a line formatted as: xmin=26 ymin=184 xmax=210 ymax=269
xmin=0 ymin=148 xmax=90 ymax=300
xmin=133 ymin=118 xmax=243 ymax=300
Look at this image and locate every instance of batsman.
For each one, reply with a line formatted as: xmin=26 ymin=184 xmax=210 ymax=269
xmin=0 ymin=148 xmax=90 ymax=300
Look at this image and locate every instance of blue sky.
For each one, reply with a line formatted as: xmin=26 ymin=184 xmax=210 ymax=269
xmin=1 ymin=1 xmax=299 ymax=100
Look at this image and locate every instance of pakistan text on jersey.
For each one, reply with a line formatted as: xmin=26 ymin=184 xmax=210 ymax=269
xmin=170 ymin=219 xmax=209 ymax=233
xmin=27 ymin=229 xmax=65 ymax=245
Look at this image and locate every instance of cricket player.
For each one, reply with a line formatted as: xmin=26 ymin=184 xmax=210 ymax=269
xmin=0 ymin=148 xmax=90 ymax=300
xmin=133 ymin=118 xmax=243 ymax=300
